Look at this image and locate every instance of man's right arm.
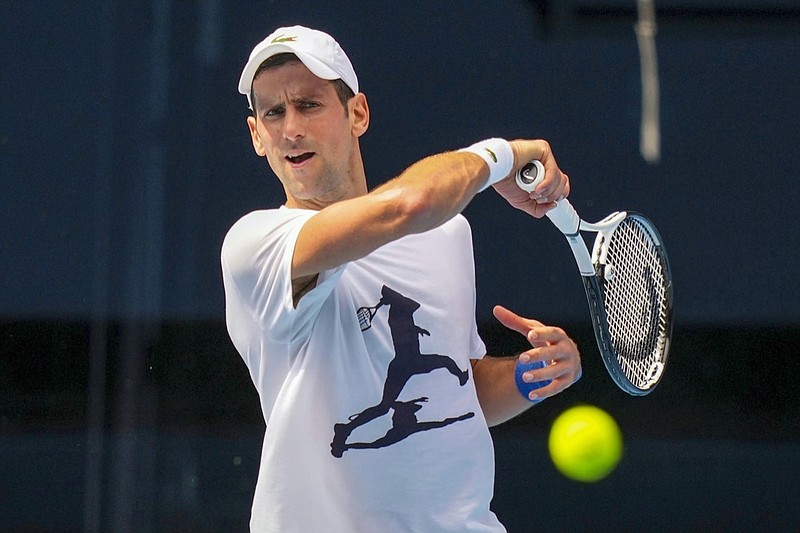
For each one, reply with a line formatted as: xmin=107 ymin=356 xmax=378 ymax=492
xmin=291 ymin=139 xmax=568 ymax=281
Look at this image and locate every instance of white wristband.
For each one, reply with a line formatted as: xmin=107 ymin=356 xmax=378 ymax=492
xmin=458 ymin=138 xmax=514 ymax=192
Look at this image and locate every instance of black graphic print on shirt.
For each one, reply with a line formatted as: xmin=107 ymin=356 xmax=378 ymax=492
xmin=330 ymin=285 xmax=474 ymax=458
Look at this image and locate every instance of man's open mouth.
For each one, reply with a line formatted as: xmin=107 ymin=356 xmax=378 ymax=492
xmin=286 ymin=152 xmax=314 ymax=164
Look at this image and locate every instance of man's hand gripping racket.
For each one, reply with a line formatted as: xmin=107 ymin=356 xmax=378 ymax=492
xmin=516 ymin=161 xmax=673 ymax=395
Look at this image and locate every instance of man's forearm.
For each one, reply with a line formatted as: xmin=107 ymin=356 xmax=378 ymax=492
xmin=471 ymin=356 xmax=536 ymax=427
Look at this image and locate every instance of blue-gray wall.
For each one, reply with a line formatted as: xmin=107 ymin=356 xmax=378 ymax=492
xmin=2 ymin=0 xmax=799 ymax=325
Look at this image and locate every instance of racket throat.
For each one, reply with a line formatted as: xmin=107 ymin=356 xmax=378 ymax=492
xmin=564 ymin=235 xmax=596 ymax=276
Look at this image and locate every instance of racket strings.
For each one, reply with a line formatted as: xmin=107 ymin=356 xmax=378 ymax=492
xmin=357 ymin=304 xmax=382 ymax=331
xmin=602 ymin=218 xmax=670 ymax=388
xmin=357 ymin=308 xmax=372 ymax=331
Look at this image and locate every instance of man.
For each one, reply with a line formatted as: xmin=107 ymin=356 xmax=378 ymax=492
xmin=222 ymin=25 xmax=581 ymax=532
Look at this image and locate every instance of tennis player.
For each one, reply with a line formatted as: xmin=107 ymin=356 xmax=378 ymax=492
xmin=222 ymin=25 xmax=582 ymax=532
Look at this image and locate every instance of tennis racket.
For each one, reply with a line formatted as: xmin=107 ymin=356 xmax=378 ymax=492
xmin=357 ymin=303 xmax=383 ymax=331
xmin=516 ymin=160 xmax=673 ymax=395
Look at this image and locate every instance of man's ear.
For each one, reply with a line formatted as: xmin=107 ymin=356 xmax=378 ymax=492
xmin=247 ymin=115 xmax=267 ymax=157
xmin=350 ymin=93 xmax=370 ymax=138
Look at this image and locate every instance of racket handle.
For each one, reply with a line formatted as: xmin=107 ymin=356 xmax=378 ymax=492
xmin=515 ymin=161 xmax=580 ymax=235
xmin=543 ymin=200 xmax=579 ymax=235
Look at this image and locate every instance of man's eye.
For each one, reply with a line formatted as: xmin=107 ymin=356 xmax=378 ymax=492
xmin=300 ymin=101 xmax=320 ymax=109
xmin=264 ymin=106 xmax=284 ymax=118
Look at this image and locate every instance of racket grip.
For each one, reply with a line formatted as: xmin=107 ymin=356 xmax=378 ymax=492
xmin=515 ymin=359 xmax=551 ymax=403
xmin=545 ymin=199 xmax=581 ymax=236
xmin=515 ymin=160 xmax=580 ymax=235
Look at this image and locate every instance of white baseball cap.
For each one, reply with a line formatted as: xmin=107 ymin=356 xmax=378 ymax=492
xmin=238 ymin=25 xmax=359 ymax=109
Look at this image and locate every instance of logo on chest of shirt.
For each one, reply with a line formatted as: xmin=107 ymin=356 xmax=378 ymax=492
xmin=330 ymin=285 xmax=474 ymax=458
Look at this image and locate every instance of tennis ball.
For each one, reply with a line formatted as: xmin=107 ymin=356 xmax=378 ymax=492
xmin=548 ymin=405 xmax=623 ymax=483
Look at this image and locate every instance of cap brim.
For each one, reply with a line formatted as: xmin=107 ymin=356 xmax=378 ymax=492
xmin=238 ymin=43 xmax=341 ymax=97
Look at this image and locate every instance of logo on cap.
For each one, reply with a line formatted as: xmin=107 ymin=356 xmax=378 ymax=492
xmin=484 ymin=148 xmax=498 ymax=163
xmin=271 ymin=34 xmax=297 ymax=43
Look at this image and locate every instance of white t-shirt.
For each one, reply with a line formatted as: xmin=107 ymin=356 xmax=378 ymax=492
xmin=221 ymin=207 xmax=505 ymax=533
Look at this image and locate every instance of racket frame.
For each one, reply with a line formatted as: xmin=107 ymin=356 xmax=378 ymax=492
xmin=516 ymin=161 xmax=672 ymax=395
xmin=580 ymin=217 xmax=672 ymax=395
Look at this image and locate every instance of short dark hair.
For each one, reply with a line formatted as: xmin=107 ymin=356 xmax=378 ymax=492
xmin=250 ymin=52 xmax=355 ymax=114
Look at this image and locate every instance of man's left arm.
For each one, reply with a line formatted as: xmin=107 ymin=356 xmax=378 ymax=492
xmin=471 ymin=305 xmax=582 ymax=427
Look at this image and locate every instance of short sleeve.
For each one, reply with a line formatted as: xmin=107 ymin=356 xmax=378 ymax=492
xmin=221 ymin=208 xmax=345 ymax=344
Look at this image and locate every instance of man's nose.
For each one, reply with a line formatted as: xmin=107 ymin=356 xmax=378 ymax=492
xmin=282 ymin=107 xmax=306 ymax=140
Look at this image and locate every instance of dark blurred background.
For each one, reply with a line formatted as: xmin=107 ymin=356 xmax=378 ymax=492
xmin=1 ymin=1 xmax=799 ymax=531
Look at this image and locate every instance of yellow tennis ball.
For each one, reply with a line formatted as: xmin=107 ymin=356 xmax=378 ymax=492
xmin=548 ymin=405 xmax=623 ymax=482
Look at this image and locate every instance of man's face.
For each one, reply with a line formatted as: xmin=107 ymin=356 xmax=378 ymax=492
xmin=247 ymin=60 xmax=363 ymax=208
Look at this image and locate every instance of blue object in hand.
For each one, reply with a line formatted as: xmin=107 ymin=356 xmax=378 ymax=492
xmin=514 ymin=359 xmax=552 ymax=403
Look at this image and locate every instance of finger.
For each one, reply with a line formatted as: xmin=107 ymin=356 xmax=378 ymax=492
xmin=523 ymin=380 xmax=563 ymax=401
xmin=535 ymin=170 xmax=568 ymax=203
xmin=492 ymin=305 xmax=526 ymax=335
xmin=492 ymin=305 xmax=542 ymax=336
xmin=519 ymin=343 xmax=564 ymax=365
xmin=532 ymin=148 xmax=560 ymax=194
xmin=557 ymin=173 xmax=570 ymax=201
xmin=527 ymin=325 xmax=571 ymax=346
xmin=533 ymin=177 xmax=557 ymax=201
xmin=549 ymin=174 xmax=568 ymax=203
xmin=519 ymin=334 xmax=578 ymax=366
xmin=530 ymin=179 xmax=554 ymax=202
xmin=530 ymin=176 xmax=564 ymax=204
xmin=523 ymin=328 xmax=552 ymax=350
xmin=519 ymin=358 xmax=581 ymax=398
xmin=533 ymin=202 xmax=557 ymax=217
xmin=518 ymin=359 xmax=560 ymax=384
xmin=518 ymin=337 xmax=565 ymax=366
xmin=518 ymin=338 xmax=548 ymax=361
xmin=519 ymin=374 xmax=571 ymax=402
